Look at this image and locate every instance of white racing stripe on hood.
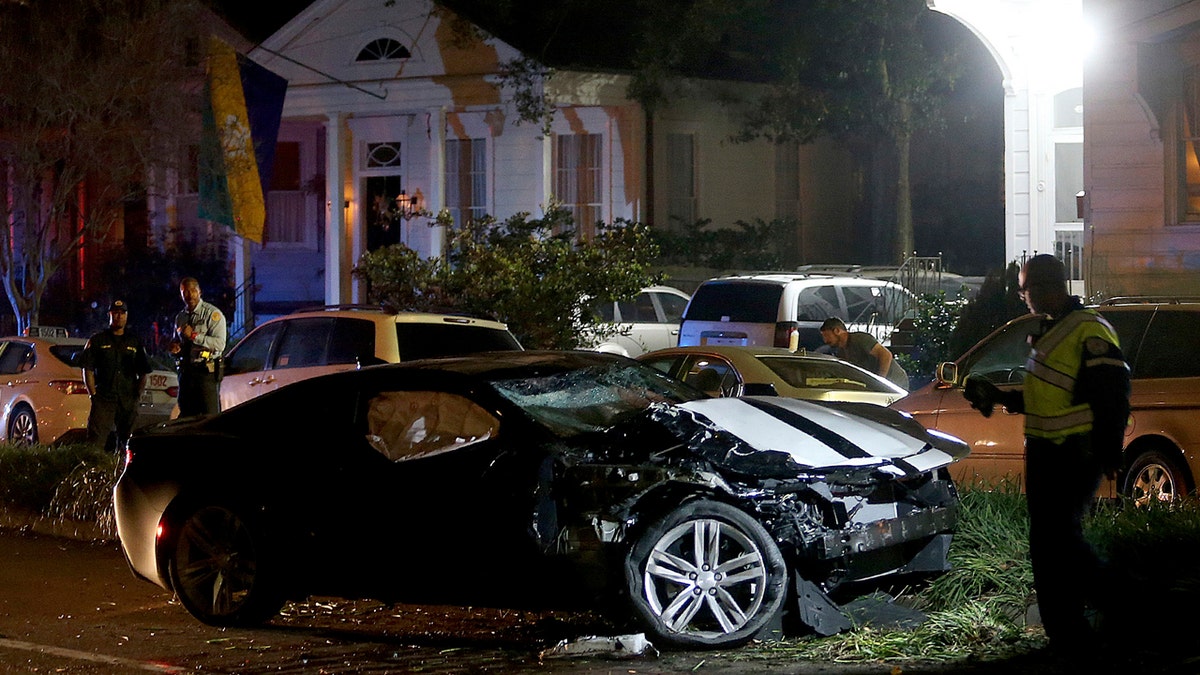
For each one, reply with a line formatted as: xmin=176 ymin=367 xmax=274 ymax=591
xmin=679 ymin=397 xmax=930 ymax=471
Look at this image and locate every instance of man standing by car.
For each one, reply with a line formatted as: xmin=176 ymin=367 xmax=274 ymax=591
xmin=963 ymin=254 xmax=1131 ymax=651
xmin=81 ymin=300 xmax=152 ymax=451
xmin=819 ymin=317 xmax=909 ymax=389
xmin=169 ymin=277 xmax=226 ymax=416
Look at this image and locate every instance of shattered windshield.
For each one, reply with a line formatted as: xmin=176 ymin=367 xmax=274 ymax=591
xmin=490 ymin=362 xmax=700 ymax=437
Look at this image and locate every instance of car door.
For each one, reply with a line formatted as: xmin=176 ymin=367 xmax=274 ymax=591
xmin=893 ymin=316 xmax=1035 ymax=489
xmin=219 ymin=321 xmax=284 ymax=409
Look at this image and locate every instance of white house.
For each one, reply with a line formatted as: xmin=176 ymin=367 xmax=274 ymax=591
xmin=182 ymin=0 xmax=857 ymax=326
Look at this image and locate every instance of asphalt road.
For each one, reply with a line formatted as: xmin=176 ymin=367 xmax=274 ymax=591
xmin=0 ymin=527 xmax=1190 ymax=675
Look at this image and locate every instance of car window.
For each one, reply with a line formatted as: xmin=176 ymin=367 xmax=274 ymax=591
xmin=639 ymin=355 xmax=683 ymax=377
xmin=328 ymin=318 xmax=377 ymax=366
xmin=365 ymin=390 xmax=499 ymax=461
xmin=758 ymin=356 xmax=895 ymax=393
xmin=0 ymin=341 xmax=33 ymax=375
xmin=1131 ymin=309 xmax=1200 ymax=378
xmin=50 ymin=344 xmax=85 ymax=368
xmin=1098 ymin=308 xmax=1152 ymax=374
xmin=395 ymin=323 xmax=521 ymax=360
xmin=796 ymin=286 xmax=841 ymax=322
xmin=655 ymin=292 xmax=689 ymax=323
xmin=874 ymin=285 xmax=912 ymax=324
xmin=962 ymin=318 xmax=1037 ymax=384
xmin=273 ymin=317 xmax=333 ymax=369
xmin=594 ymin=301 xmax=616 ymax=322
xmin=224 ymin=321 xmax=284 ymax=375
xmin=615 ymin=299 xmax=637 ymax=322
xmin=632 ymin=292 xmax=658 ymax=322
xmin=680 ymin=355 xmax=739 ymax=397
xmin=684 ymin=282 xmax=782 ymax=322
xmin=842 ymin=286 xmax=881 ymax=325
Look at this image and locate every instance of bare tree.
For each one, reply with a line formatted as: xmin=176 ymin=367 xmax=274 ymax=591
xmin=0 ymin=0 xmax=206 ymax=334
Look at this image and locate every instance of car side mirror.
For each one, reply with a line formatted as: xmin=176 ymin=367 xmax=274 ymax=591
xmin=935 ymin=362 xmax=958 ymax=385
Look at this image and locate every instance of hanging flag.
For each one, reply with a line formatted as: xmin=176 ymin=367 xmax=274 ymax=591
xmin=198 ymin=37 xmax=287 ymax=244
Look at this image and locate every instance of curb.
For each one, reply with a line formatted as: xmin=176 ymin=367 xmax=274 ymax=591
xmin=0 ymin=508 xmax=114 ymax=543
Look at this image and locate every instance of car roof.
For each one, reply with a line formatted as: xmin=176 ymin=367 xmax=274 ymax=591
xmin=271 ymin=306 xmax=512 ymax=329
xmin=1 ymin=335 xmax=88 ymax=347
xmin=698 ymin=273 xmax=902 ymax=288
xmin=641 ymin=345 xmax=844 ymax=361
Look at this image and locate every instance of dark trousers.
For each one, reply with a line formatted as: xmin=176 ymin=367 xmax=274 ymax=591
xmin=1024 ymin=434 xmax=1105 ymax=645
xmin=87 ymin=396 xmax=138 ymax=452
xmin=178 ymin=366 xmax=220 ymax=416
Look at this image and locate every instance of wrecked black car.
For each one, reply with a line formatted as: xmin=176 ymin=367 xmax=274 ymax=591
xmin=114 ymin=351 xmax=967 ymax=649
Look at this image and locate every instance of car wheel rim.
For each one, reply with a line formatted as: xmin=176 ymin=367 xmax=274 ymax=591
xmin=1131 ymin=463 xmax=1176 ymax=507
xmin=11 ymin=412 xmax=35 ymax=444
xmin=642 ymin=518 xmax=767 ymax=638
xmin=174 ymin=507 xmax=258 ymax=618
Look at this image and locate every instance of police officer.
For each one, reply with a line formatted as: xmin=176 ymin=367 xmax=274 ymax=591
xmin=80 ymin=300 xmax=152 ymax=451
xmin=169 ymin=277 xmax=227 ymax=416
xmin=964 ymin=254 xmax=1130 ymax=650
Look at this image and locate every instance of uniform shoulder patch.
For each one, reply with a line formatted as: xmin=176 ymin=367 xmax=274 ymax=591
xmin=211 ymin=310 xmax=222 ymax=323
xmin=1085 ymin=336 xmax=1111 ymax=356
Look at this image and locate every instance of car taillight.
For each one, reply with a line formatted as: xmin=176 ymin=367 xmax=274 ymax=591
xmin=166 ymin=386 xmax=179 ymax=398
xmin=49 ymin=379 xmax=89 ymax=395
xmin=774 ymin=322 xmax=800 ymax=351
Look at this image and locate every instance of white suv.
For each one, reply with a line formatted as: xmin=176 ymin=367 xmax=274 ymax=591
xmin=220 ymin=307 xmax=522 ymax=409
xmin=679 ymin=274 xmax=914 ymax=352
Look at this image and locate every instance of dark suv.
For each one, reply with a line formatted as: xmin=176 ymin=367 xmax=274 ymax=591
xmin=892 ymin=297 xmax=1200 ymax=504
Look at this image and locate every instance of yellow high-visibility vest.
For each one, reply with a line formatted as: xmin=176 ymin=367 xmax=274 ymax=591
xmin=1023 ymin=309 xmax=1120 ymax=441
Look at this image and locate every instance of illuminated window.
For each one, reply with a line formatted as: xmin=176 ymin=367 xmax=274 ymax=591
xmin=444 ymin=138 xmax=486 ymax=225
xmin=1181 ymin=66 xmax=1200 ymax=222
xmin=554 ymin=133 xmax=602 ymax=238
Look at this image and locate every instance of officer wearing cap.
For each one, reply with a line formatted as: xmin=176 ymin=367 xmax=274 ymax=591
xmin=169 ymin=277 xmax=226 ymax=416
xmin=80 ymin=300 xmax=152 ymax=451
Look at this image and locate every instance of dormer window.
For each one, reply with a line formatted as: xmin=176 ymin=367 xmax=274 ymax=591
xmin=356 ymin=38 xmax=411 ymax=62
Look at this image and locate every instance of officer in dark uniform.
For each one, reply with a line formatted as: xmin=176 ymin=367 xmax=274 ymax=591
xmin=964 ymin=254 xmax=1131 ymax=650
xmin=169 ymin=277 xmax=227 ymax=416
xmin=80 ymin=300 xmax=152 ymax=452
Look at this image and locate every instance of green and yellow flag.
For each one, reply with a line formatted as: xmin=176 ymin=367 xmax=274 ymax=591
xmin=199 ymin=37 xmax=287 ymax=244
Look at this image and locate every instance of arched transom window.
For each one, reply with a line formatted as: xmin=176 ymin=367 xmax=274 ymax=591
xmin=356 ymin=38 xmax=411 ymax=62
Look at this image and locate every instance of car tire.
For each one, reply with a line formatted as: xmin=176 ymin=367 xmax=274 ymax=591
xmin=1124 ymin=449 xmax=1190 ymax=506
xmin=7 ymin=405 xmax=37 ymax=445
xmin=624 ymin=499 xmax=787 ymax=649
xmin=167 ymin=504 xmax=284 ymax=627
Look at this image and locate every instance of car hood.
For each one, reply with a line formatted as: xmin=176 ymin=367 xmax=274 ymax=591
xmin=651 ymin=396 xmax=967 ymax=481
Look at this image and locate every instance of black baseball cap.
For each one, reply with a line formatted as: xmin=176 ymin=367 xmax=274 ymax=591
xmin=109 ymin=300 xmax=128 ymax=313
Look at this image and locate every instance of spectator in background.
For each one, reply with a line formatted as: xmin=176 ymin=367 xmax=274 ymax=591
xmin=819 ymin=316 xmax=909 ymax=390
xmin=81 ymin=300 xmax=151 ymax=451
xmin=169 ymin=277 xmax=226 ymax=416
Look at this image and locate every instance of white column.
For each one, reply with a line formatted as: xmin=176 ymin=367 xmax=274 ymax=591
xmin=325 ymin=113 xmax=347 ymax=305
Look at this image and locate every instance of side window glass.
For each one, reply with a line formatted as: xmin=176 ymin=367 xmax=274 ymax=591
xmin=656 ymin=292 xmax=689 ymax=323
xmin=1099 ymin=309 xmax=1151 ymax=374
xmin=842 ymin=286 xmax=878 ymax=324
xmin=0 ymin=342 xmax=31 ymax=375
xmin=634 ymin=292 xmax=658 ymax=322
xmin=615 ymin=299 xmax=637 ymax=323
xmin=681 ymin=355 xmax=739 ymax=396
xmin=272 ymin=318 xmax=334 ymax=369
xmin=594 ymin=301 xmax=616 ymax=322
xmin=365 ymin=390 xmax=499 ymax=461
xmin=1134 ymin=310 xmax=1200 ymax=378
xmin=796 ymin=286 xmax=840 ymax=322
xmin=328 ymin=318 xmax=377 ymax=366
xmin=963 ymin=319 xmax=1037 ymax=384
xmin=224 ymin=323 xmax=283 ymax=375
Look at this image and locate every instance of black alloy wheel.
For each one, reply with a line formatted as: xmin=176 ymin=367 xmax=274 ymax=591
xmin=167 ymin=504 xmax=284 ymax=627
xmin=624 ymin=499 xmax=788 ymax=649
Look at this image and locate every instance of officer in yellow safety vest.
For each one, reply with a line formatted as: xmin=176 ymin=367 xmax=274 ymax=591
xmin=963 ymin=254 xmax=1130 ymax=651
